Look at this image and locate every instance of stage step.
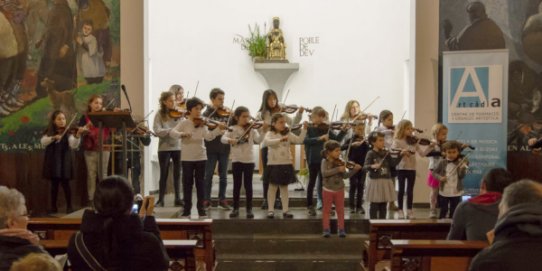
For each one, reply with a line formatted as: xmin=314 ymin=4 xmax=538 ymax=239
xmin=212 ymin=214 xmax=368 ymax=271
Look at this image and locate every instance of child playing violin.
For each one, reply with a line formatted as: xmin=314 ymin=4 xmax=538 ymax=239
xmin=41 ymin=110 xmax=85 ymax=213
xmin=341 ymin=122 xmax=370 ymax=215
xmin=221 ymin=106 xmax=263 ymax=218
xmin=262 ymin=113 xmax=307 ymax=219
xmin=364 ymin=131 xmax=400 ymax=219
xmin=170 ymin=97 xmax=226 ymax=218
xmin=392 ymin=119 xmax=432 ymax=219
xmin=424 ymin=123 xmax=448 ymax=218
xmin=153 ymin=91 xmax=182 ymax=207
xmin=321 ymin=140 xmax=362 ymax=237
xmin=431 ymin=141 xmax=468 ymax=219
xmin=78 ymin=95 xmax=110 ymax=206
xmin=256 ymin=89 xmax=303 ymax=210
xmin=304 ymin=106 xmax=347 ymax=216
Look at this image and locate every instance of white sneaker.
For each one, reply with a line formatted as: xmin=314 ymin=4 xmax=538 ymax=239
xmin=397 ymin=210 xmax=405 ymax=219
xmin=407 ymin=209 xmax=415 ymax=219
xmin=429 ymin=209 xmax=437 ymax=219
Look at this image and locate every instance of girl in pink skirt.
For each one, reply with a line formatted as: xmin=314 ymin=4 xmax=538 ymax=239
xmin=424 ymin=124 xmax=448 ymax=218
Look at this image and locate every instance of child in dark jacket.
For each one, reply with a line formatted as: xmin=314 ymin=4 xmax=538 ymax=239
xmin=303 ymin=106 xmax=346 ymax=216
xmin=341 ymin=122 xmax=370 ymax=214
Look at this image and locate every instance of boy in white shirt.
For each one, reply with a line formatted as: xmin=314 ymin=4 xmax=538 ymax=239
xmin=432 ymin=141 xmax=468 ymax=219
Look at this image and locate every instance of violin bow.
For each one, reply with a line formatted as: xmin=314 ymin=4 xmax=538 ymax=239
xmin=226 ymin=100 xmax=236 ymax=126
xmin=400 ymin=110 xmax=407 ymax=121
xmin=282 ymin=89 xmax=290 ymax=105
xmin=327 ymin=104 xmax=337 ymax=136
xmin=104 ymin=97 xmax=116 ymax=110
xmin=193 ymin=80 xmax=199 ymax=97
xmin=445 ymin=152 xmax=472 ymax=178
xmin=57 ymin=113 xmax=79 ymax=143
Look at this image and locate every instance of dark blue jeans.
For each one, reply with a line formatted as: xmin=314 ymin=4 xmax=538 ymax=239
xmin=183 ymin=160 xmax=206 ymax=211
xmin=158 ymin=151 xmax=181 ymax=201
xmin=204 ymin=151 xmax=229 ymax=201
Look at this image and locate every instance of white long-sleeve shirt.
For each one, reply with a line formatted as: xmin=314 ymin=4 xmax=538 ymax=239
xmin=169 ymin=118 xmax=223 ymax=161
xmin=40 ymin=134 xmax=81 ymax=149
xmin=391 ymin=138 xmax=426 ymax=170
xmin=221 ymin=125 xmax=263 ymax=163
xmin=262 ymin=128 xmax=307 ymax=165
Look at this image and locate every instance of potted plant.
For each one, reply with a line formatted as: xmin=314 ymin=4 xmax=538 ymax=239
xmin=237 ymin=23 xmax=267 ymax=62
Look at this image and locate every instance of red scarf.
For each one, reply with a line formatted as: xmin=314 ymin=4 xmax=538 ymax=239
xmin=468 ymin=191 xmax=502 ymax=205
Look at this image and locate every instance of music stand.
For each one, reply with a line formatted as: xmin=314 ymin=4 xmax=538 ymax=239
xmin=88 ymin=111 xmax=136 ymax=181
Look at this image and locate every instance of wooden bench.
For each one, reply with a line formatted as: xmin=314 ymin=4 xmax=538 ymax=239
xmin=40 ymin=239 xmax=198 ymax=271
xmin=362 ymin=219 xmax=452 ymax=271
xmin=29 ymin=218 xmax=214 ymax=271
xmin=389 ymin=239 xmax=487 ymax=271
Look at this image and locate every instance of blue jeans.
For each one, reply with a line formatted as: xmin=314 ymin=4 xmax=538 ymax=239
xmin=204 ymin=152 xmax=229 ymax=201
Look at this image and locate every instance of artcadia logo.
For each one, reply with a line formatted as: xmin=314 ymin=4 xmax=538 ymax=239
xmin=448 ymin=65 xmax=503 ymax=123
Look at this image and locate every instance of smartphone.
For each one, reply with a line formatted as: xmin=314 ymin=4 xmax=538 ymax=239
xmin=131 ymin=203 xmax=139 ymax=214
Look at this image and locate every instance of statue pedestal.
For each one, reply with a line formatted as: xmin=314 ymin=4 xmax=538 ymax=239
xmin=254 ymin=62 xmax=299 ymax=100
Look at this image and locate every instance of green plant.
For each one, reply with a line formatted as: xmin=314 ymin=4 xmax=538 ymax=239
xmin=237 ymin=23 xmax=267 ymax=58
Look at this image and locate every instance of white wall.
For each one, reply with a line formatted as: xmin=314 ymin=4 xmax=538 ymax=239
xmin=145 ymin=0 xmax=413 ymax=192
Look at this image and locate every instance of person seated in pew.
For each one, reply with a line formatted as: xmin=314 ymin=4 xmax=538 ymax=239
xmin=9 ymin=253 xmax=61 ymax=271
xmin=0 ymin=186 xmax=47 ymax=271
xmin=448 ymin=168 xmax=514 ymax=241
xmin=469 ymin=180 xmax=542 ymax=271
xmin=67 ymin=176 xmax=170 ymax=271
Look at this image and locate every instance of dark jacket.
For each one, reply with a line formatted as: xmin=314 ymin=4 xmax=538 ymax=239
xmin=42 ymin=134 xmax=74 ymax=180
xmin=202 ymin=106 xmax=230 ymax=154
xmin=303 ymin=126 xmax=346 ymax=165
xmin=363 ymin=149 xmax=399 ymax=179
xmin=0 ymin=235 xmax=46 ymax=271
xmin=432 ymin=158 xmax=467 ymax=192
xmin=340 ymin=135 xmax=369 ymax=165
xmin=469 ymin=203 xmax=542 ymax=271
xmin=447 ymin=192 xmax=501 ymax=241
xmin=67 ymin=210 xmax=169 ymax=271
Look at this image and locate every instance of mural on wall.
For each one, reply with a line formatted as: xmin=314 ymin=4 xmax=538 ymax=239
xmin=440 ymin=0 xmax=542 ymax=180
xmin=0 ymin=0 xmax=120 ymax=152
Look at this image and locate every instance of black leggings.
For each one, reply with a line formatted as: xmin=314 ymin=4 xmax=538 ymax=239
xmin=232 ymin=162 xmax=255 ymax=209
xmin=370 ymin=202 xmax=387 ymax=219
xmin=158 ymin=151 xmax=181 ymax=201
xmin=349 ymin=170 xmax=366 ymax=209
xmin=439 ymin=195 xmax=462 ymax=219
xmin=397 ymin=170 xmax=416 ymax=210
xmin=306 ymin=163 xmax=322 ymax=208
xmin=51 ymin=178 xmax=71 ymax=208
xmin=182 ymin=161 xmax=206 ymax=211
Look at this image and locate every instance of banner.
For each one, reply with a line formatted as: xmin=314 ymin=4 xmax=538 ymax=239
xmin=442 ymin=49 xmax=508 ymax=194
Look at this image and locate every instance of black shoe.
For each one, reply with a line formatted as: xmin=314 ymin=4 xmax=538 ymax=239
xmin=198 ymin=209 xmax=207 ymax=218
xmin=283 ymin=212 xmax=293 ymax=219
xmin=156 ymin=199 xmax=164 ymax=207
xmin=48 ymin=207 xmax=58 ymax=214
xmin=274 ymin=199 xmax=282 ymax=210
xmin=308 ymin=207 xmax=316 ymax=216
xmin=246 ymin=209 xmax=254 ymax=219
xmin=66 ymin=206 xmax=74 ymax=214
xmin=180 ymin=211 xmax=191 ymax=218
xmin=350 ymin=207 xmax=356 ymax=214
xmin=229 ymin=209 xmax=239 ymax=218
xmin=358 ymin=207 xmax=366 ymax=215
xmin=174 ymin=199 xmax=183 ymax=207
xmin=261 ymin=200 xmax=268 ymax=210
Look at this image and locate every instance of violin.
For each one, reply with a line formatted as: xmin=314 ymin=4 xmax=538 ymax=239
xmin=235 ymin=121 xmax=264 ymax=144
xmin=192 ymin=117 xmax=224 ymax=129
xmin=168 ymin=108 xmax=187 ymax=120
xmin=332 ymin=158 xmax=356 ymax=169
xmin=406 ymin=135 xmax=432 ymax=146
xmin=352 ymin=112 xmax=378 ymax=121
xmin=279 ymin=124 xmax=302 ymax=135
xmin=57 ymin=127 xmax=79 ymax=135
xmin=244 ymin=120 xmax=264 ymax=130
xmin=176 ymin=98 xmax=187 ymax=111
xmin=271 ymin=104 xmax=311 ymax=114
xmin=129 ymin=125 xmax=156 ymax=137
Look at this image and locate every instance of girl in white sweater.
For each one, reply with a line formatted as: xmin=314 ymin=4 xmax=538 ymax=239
xmin=262 ymin=113 xmax=307 ymax=219
xmin=221 ymin=106 xmax=263 ymax=218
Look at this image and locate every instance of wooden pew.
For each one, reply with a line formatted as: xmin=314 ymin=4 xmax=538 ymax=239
xmin=40 ymin=239 xmax=198 ymax=271
xmin=362 ymin=219 xmax=452 ymax=271
xmin=29 ymin=217 xmax=214 ymax=271
xmin=389 ymin=240 xmax=487 ymax=271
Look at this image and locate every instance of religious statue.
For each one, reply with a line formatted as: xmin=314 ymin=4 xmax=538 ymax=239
xmin=267 ymin=17 xmax=287 ymax=62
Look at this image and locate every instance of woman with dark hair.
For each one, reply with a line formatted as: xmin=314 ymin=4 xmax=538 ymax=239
xmin=67 ymin=176 xmax=169 ymax=270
